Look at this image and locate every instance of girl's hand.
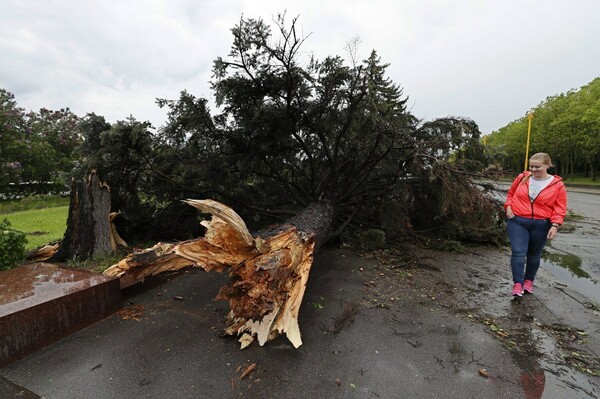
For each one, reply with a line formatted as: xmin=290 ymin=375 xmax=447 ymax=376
xmin=547 ymin=225 xmax=558 ymax=240
xmin=506 ymin=206 xmax=514 ymax=219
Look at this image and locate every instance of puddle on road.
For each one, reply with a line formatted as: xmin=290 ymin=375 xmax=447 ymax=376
xmin=528 ymin=327 xmax=599 ymax=399
xmin=541 ymin=251 xmax=599 ymax=304
xmin=542 ymin=251 xmax=589 ymax=278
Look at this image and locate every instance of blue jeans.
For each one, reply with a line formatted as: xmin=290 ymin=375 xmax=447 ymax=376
xmin=507 ymin=216 xmax=551 ymax=284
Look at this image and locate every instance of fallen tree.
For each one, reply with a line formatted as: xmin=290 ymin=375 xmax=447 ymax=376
xmin=104 ymin=199 xmax=333 ymax=349
xmin=70 ymin=15 xmax=502 ymax=352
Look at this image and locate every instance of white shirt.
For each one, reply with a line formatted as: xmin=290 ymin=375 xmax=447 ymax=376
xmin=529 ymin=175 xmax=554 ymax=201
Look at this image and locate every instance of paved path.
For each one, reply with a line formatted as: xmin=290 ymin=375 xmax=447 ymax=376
xmin=1 ymin=250 xmax=527 ymax=399
xmin=1 ymin=186 xmax=598 ymax=399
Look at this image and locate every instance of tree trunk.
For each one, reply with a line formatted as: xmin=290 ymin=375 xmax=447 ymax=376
xmin=26 ymin=211 xmax=126 ymax=262
xmin=104 ymin=199 xmax=333 ymax=349
xmin=48 ymin=170 xmax=114 ymax=262
xmin=569 ymin=154 xmax=575 ymax=181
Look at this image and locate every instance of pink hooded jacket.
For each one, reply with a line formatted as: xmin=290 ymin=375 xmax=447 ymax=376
xmin=504 ymin=171 xmax=567 ymax=225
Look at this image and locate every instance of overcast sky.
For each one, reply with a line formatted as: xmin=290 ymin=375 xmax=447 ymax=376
xmin=1 ymin=0 xmax=599 ymax=135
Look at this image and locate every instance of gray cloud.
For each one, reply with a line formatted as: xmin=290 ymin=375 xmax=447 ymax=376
xmin=1 ymin=0 xmax=599 ymax=133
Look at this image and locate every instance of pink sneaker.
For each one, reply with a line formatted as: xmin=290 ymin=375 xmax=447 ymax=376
xmin=511 ymin=283 xmax=524 ymax=297
xmin=523 ymin=280 xmax=534 ymax=294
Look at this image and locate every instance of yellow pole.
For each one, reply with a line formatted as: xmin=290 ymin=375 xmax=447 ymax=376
xmin=524 ymin=111 xmax=534 ymax=171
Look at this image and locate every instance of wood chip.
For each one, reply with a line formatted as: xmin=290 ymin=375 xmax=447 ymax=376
xmin=240 ymin=363 xmax=257 ymax=380
xmin=116 ymin=304 xmax=144 ymax=321
xmin=478 ymin=368 xmax=489 ymax=378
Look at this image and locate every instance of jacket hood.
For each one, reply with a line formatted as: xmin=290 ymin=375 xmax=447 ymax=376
xmin=522 ymin=171 xmax=563 ymax=183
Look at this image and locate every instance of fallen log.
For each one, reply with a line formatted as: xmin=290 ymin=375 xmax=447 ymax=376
xmin=104 ymin=199 xmax=333 ymax=349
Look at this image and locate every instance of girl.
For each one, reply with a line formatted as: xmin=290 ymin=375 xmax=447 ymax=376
xmin=504 ymin=153 xmax=567 ymax=296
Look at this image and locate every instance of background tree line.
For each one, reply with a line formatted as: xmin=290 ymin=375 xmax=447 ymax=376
xmin=2 ymin=15 xmax=502 ymax=248
xmin=485 ymin=77 xmax=600 ymax=180
xmin=0 ymin=89 xmax=81 ymax=189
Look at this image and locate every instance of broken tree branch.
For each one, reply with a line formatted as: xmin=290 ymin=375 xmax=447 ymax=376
xmin=104 ymin=199 xmax=333 ymax=349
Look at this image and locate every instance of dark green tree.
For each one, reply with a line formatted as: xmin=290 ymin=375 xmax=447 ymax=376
xmin=155 ymin=15 xmax=496 ymax=241
xmin=0 ymin=89 xmax=28 ymax=185
xmin=169 ymin=15 xmax=421 ymax=233
xmin=486 ymin=76 xmax=600 ymax=180
xmin=78 ymin=15 xmax=500 ymax=244
xmin=1 ymin=90 xmax=82 ymax=191
xmin=77 ymin=113 xmax=112 ymax=165
xmin=24 ymin=107 xmax=82 ymax=182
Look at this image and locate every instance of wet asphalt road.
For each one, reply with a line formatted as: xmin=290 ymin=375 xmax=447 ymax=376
xmin=1 ymin=187 xmax=598 ymax=399
xmin=544 ymin=188 xmax=600 ymax=302
xmin=1 ymin=250 xmax=527 ymax=399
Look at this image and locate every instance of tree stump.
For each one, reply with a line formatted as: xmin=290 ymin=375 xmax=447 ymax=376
xmin=48 ymin=170 xmax=113 ymax=262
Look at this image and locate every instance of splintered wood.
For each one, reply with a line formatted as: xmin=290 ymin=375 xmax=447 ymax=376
xmin=109 ymin=212 xmax=128 ymax=250
xmin=26 ymin=243 xmax=60 ymax=262
xmin=104 ymin=199 xmax=317 ymax=349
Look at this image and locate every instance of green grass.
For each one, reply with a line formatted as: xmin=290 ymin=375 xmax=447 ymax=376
xmin=66 ymin=248 xmax=131 ymax=273
xmin=3 ymin=206 xmax=68 ymax=250
xmin=1 ymin=195 xmax=130 ymax=273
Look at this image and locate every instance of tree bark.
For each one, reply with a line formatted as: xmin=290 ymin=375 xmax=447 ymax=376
xmin=47 ymin=170 xmax=114 ymax=262
xmin=26 ymin=211 xmax=126 ymax=262
xmin=104 ymin=199 xmax=333 ymax=349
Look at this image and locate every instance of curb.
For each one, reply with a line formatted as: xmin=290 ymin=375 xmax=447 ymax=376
xmin=0 ymin=264 xmax=121 ymax=369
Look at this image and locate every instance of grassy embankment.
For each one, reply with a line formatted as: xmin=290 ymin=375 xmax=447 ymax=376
xmin=1 ymin=195 xmax=132 ymax=272
xmin=1 ymin=196 xmax=69 ymax=251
